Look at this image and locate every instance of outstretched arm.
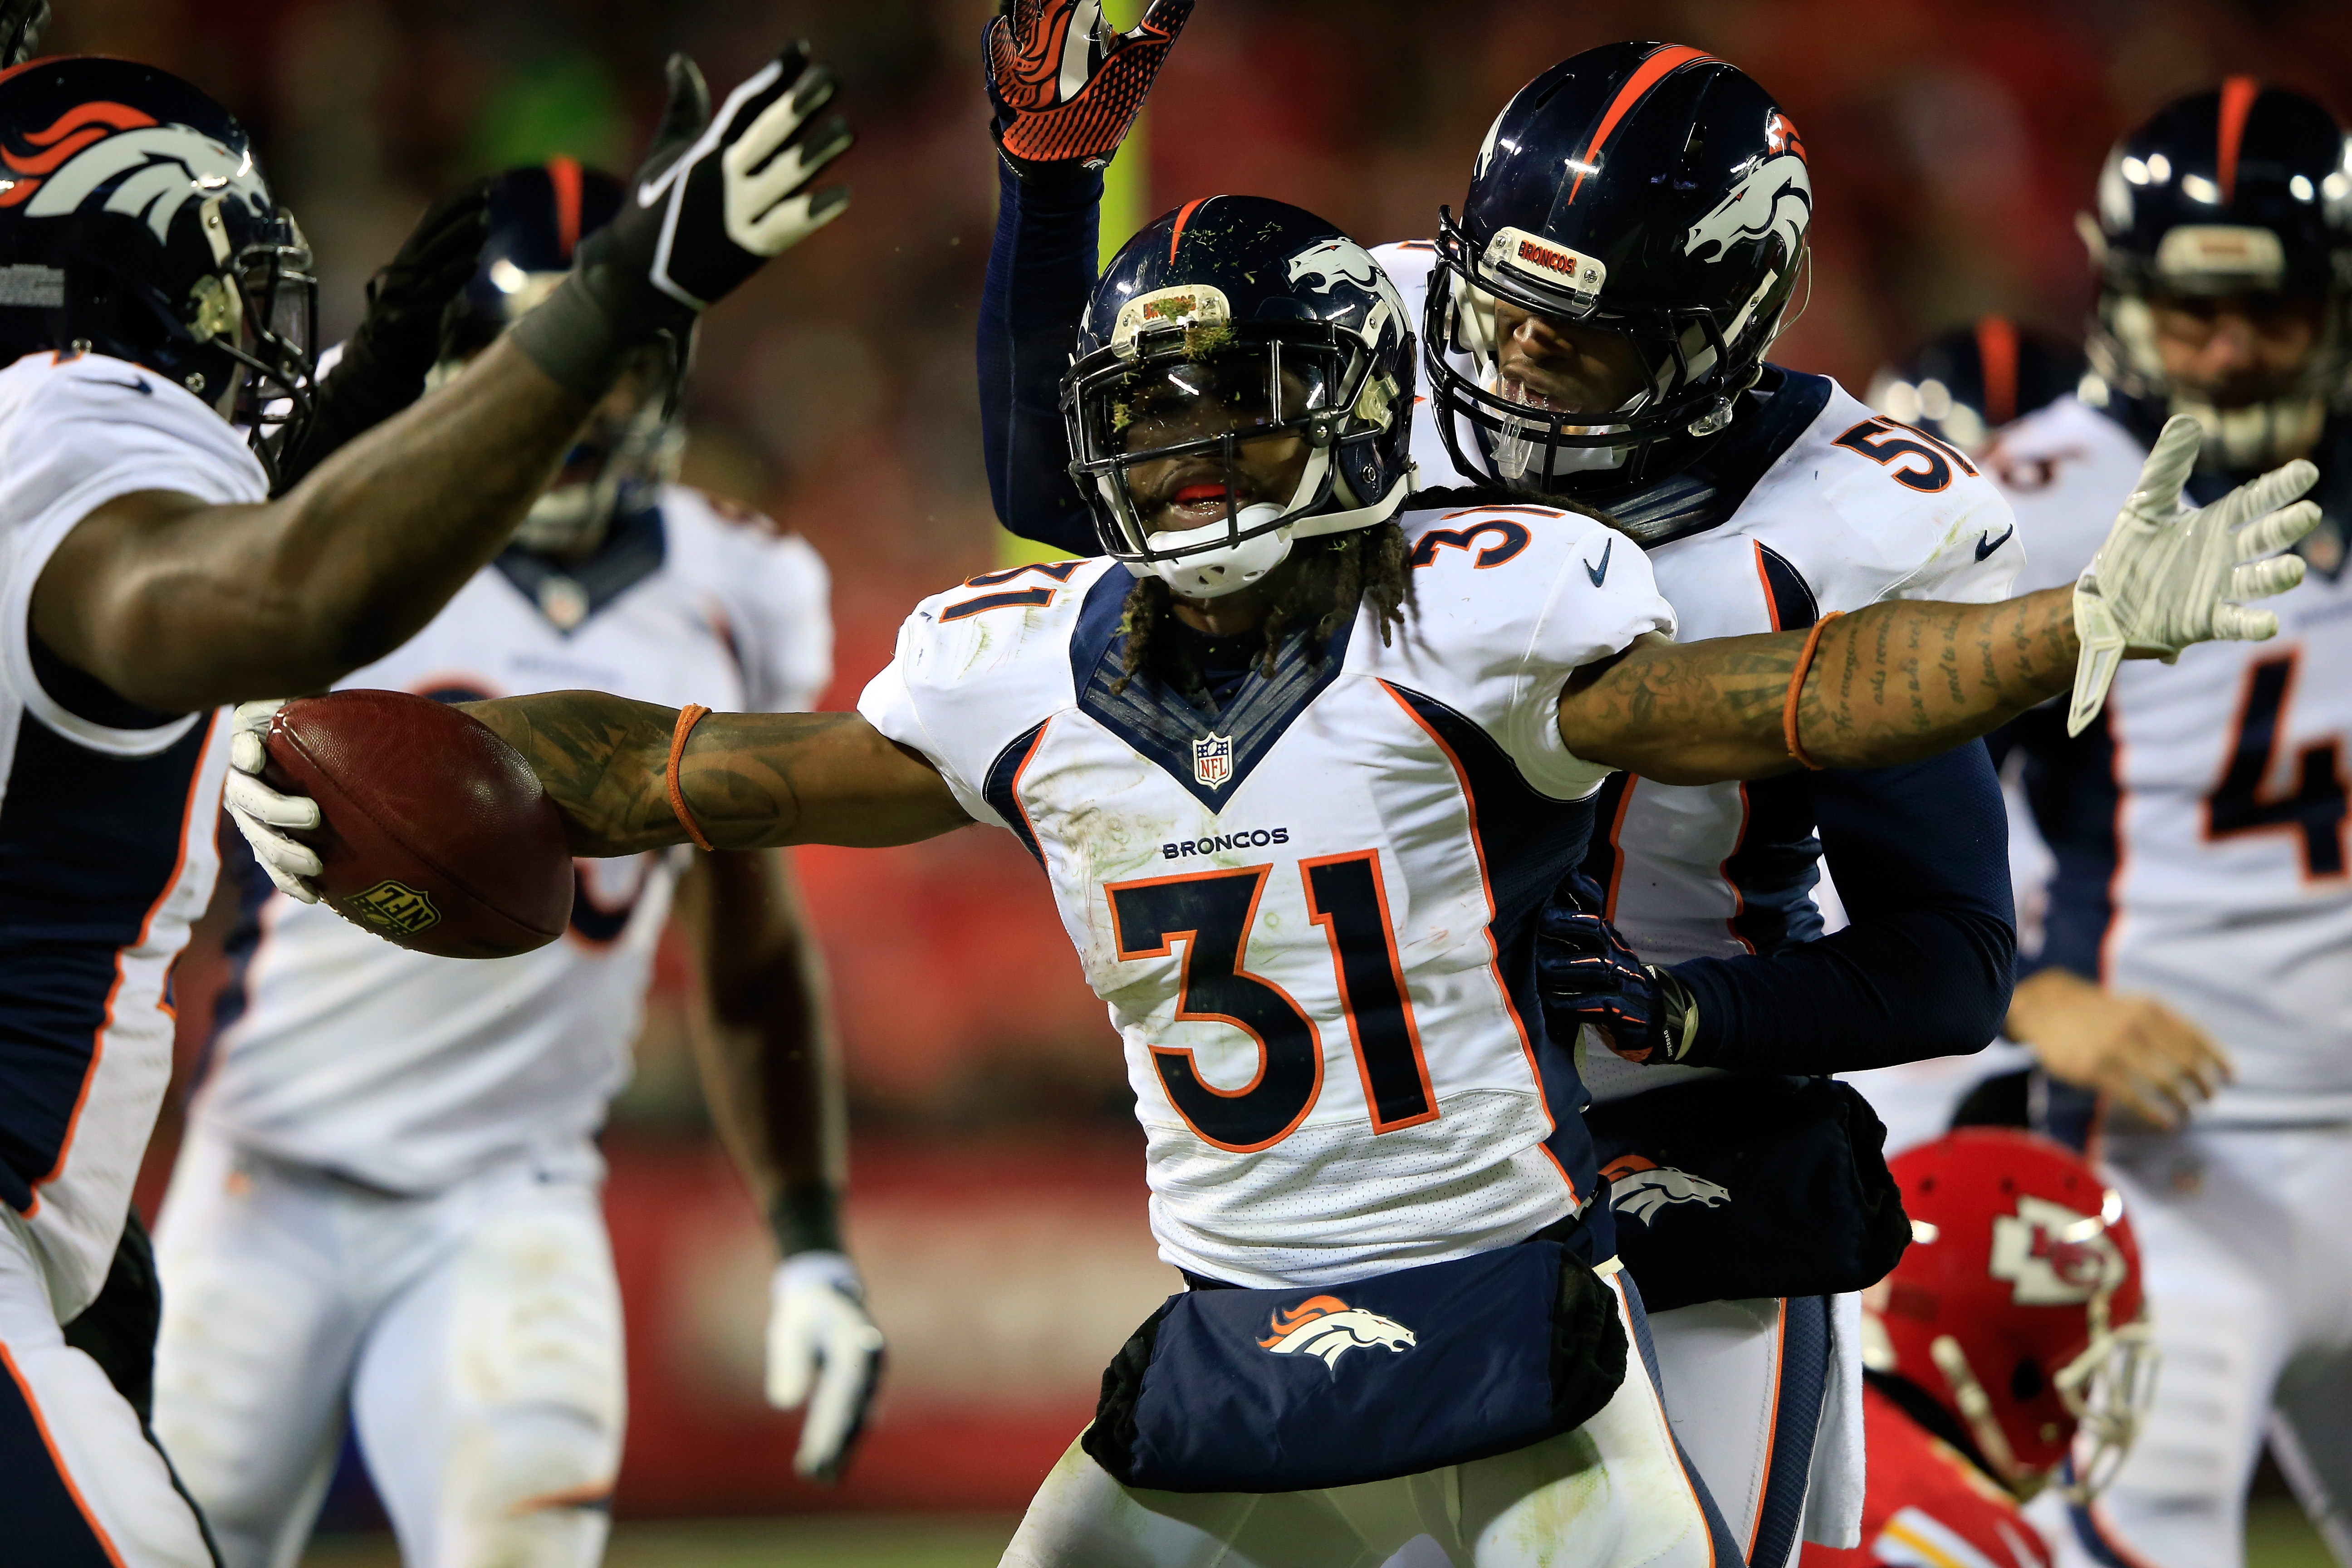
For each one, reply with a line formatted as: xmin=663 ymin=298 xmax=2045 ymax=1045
xmin=459 ymin=693 xmax=974 ymax=856
xmin=32 ymin=47 xmax=851 ymax=715
xmin=1560 ymin=588 xmax=2080 ymax=785
xmin=1565 ymin=425 xmax=2320 ymax=784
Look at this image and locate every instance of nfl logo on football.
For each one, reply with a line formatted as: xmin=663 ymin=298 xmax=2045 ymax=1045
xmin=1193 ymin=732 xmax=1234 ymax=789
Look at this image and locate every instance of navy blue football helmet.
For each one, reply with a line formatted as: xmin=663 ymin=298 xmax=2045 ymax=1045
xmin=1868 ymin=315 xmax=2087 ymax=455
xmin=2081 ymin=80 xmax=2352 ymax=471
xmin=1062 ymin=195 xmax=1416 ymax=598
xmin=436 ymin=158 xmax=678 ymax=554
xmin=1426 ymin=43 xmax=1812 ymax=493
xmin=0 ymin=58 xmax=315 ymax=463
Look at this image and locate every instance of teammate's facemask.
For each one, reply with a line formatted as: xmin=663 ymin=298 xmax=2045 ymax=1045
xmin=224 ymin=206 xmax=319 ymax=456
xmin=1070 ymin=328 xmax=1371 ymax=599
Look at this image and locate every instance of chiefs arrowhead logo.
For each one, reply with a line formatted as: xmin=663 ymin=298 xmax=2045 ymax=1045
xmin=1989 ymin=1193 xmax=2126 ymax=1305
xmin=1257 ymin=1295 xmax=1415 ymax=1374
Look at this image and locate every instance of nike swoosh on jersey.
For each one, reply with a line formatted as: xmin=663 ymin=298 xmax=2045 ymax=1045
xmin=1975 ymin=524 xmax=2014 ymax=561
xmin=85 ymin=375 xmax=152 ymax=395
xmin=1585 ymin=538 xmax=1612 ymax=586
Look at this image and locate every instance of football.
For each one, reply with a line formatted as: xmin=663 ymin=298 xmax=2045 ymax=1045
xmin=260 ymin=690 xmax=574 ymax=959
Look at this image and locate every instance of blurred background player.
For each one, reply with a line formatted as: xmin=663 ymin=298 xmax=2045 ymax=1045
xmin=1978 ymin=81 xmax=2352 ymax=1568
xmin=0 ymin=40 xmax=852 ymax=1568
xmin=149 ymin=161 xmax=878 ymax=1568
xmin=977 ymin=20 xmax=2025 ymax=1562
xmin=1802 ymin=1128 xmax=2153 ymax=1568
xmin=1844 ymin=315 xmax=2091 ymax=1156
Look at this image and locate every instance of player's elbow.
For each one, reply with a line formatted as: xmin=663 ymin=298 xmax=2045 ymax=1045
xmin=1910 ymin=907 xmax=2018 ymax=1056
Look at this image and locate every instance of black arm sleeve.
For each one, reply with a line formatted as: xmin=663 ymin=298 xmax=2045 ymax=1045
xmin=976 ymin=156 xmax=1102 ymax=555
xmin=1668 ymin=741 xmax=2018 ymax=1074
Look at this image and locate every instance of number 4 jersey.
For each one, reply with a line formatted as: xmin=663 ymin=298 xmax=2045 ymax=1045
xmin=860 ymin=504 xmax=1674 ymax=1289
xmin=1993 ymin=394 xmax=2352 ymax=1125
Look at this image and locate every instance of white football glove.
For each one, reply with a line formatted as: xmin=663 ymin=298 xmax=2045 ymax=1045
xmin=2068 ymin=415 xmax=2319 ymax=735
xmin=765 ymin=1250 xmax=885 ymax=1482
xmin=221 ymin=699 xmax=323 ymax=903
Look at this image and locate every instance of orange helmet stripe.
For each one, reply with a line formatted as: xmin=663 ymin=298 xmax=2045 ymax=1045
xmin=1168 ymin=195 xmax=1208 ymax=263
xmin=1975 ymin=313 xmax=2019 ymax=428
xmin=1568 ymin=44 xmax=1715 ymax=205
xmin=546 ymin=154 xmax=583 ymax=262
xmin=2217 ymin=76 xmax=2261 ymax=205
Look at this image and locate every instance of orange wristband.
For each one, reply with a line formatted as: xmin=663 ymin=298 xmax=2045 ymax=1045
xmin=666 ymin=703 xmax=715 ymax=851
xmin=1782 ymin=612 xmax=1842 ymax=771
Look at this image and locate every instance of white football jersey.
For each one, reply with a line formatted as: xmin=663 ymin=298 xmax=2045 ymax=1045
xmin=194 ymin=486 xmax=832 ymax=1192
xmin=860 ymin=502 xmax=1673 ymax=1289
xmin=0 ymin=351 xmax=262 ymax=1317
xmin=1989 ymin=396 xmax=2352 ymax=1122
xmin=1373 ymin=244 xmax=2022 ymax=1102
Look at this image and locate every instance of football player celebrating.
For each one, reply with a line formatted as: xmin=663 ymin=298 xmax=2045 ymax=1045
xmin=0 ymin=47 xmax=848 ymax=1567
xmin=1976 ymin=83 xmax=2352 ymax=1568
xmin=972 ymin=19 xmax=2057 ymax=1562
xmin=1803 ymin=1129 xmax=2152 ymax=1568
xmin=230 ymin=198 xmax=2309 ymax=1564
xmin=147 ymin=162 xmax=876 ymax=1568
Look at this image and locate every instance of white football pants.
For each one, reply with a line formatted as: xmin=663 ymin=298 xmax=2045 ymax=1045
xmin=2034 ymin=1122 xmax=2352 ymax=1568
xmin=150 ymin=1119 xmax=625 ymax=1568
xmin=1002 ymin=1274 xmax=1734 ymax=1568
xmin=0 ymin=1213 xmax=214 ymax=1568
xmin=1387 ymin=1293 xmax=1854 ymax=1568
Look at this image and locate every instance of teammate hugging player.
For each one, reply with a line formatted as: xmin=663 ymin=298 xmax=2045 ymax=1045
xmin=1978 ymin=82 xmax=2352 ymax=1568
xmin=232 ymin=182 xmax=2311 ymax=1562
xmin=148 ymin=162 xmax=877 ymax=1568
xmin=0 ymin=43 xmax=850 ymax=1567
xmin=975 ymin=14 xmax=2092 ymax=1561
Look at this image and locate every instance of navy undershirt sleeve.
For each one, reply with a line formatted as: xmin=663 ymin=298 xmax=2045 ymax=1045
xmin=1668 ymin=741 xmax=2017 ymax=1073
xmin=978 ymin=155 xmax=1102 ymax=556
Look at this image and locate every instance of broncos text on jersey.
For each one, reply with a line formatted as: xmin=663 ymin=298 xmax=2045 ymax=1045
xmin=193 ymin=486 xmax=831 ymax=1193
xmin=859 ymin=502 xmax=1672 ymax=1289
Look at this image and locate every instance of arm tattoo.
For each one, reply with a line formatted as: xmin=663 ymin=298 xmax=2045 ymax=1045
xmin=1563 ymin=587 xmax=2082 ymax=783
xmin=461 ymin=691 xmax=971 ymax=855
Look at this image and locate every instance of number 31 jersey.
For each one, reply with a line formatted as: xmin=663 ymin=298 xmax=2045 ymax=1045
xmin=860 ymin=504 xmax=1674 ymax=1289
xmin=1994 ymin=395 xmax=2352 ymax=1125
xmin=196 ymin=487 xmax=832 ymax=1192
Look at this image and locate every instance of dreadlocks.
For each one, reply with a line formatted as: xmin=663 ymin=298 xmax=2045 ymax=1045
xmin=1113 ymin=523 xmax=1416 ymax=695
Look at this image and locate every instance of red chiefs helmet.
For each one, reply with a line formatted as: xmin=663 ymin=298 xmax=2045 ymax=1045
xmin=1864 ymin=1129 xmax=2154 ymax=1500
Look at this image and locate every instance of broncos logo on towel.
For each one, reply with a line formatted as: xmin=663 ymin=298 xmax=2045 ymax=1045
xmin=1603 ymin=1154 xmax=1732 ymax=1225
xmin=1257 ymin=1294 xmax=1416 ymax=1373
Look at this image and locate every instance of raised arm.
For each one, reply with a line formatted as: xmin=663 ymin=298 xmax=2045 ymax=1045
xmin=1562 ymin=422 xmax=2319 ymax=784
xmin=976 ymin=0 xmax=1191 ymax=552
xmin=32 ymin=47 xmax=850 ymax=715
xmin=459 ymin=693 xmax=973 ymax=856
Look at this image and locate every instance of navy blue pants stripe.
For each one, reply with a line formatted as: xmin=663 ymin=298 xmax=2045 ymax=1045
xmin=0 ymin=1345 xmax=125 ymax=1567
xmin=1748 ymin=1295 xmax=1828 ymax=1568
xmin=1621 ymin=1271 xmax=1746 ymax=1567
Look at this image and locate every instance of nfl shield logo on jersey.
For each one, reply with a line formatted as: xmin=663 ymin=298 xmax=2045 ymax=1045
xmin=1193 ymin=732 xmax=1234 ymax=789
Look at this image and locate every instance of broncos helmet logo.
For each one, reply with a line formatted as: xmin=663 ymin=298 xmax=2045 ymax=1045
xmin=5 ymin=102 xmax=272 ymax=240
xmin=1682 ymin=152 xmax=1812 ymax=268
xmin=1257 ymin=1294 xmax=1416 ymax=1373
xmin=1284 ymin=238 xmax=1409 ymax=347
xmin=1603 ymin=1154 xmax=1732 ymax=1225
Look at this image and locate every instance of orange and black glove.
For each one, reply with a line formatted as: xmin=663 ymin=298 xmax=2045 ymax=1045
xmin=984 ymin=0 xmax=1192 ymax=174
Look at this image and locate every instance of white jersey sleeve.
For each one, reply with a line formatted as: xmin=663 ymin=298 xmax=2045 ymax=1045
xmin=858 ymin=557 xmax=1102 ymax=830
xmin=656 ymin=485 xmax=833 ymax=713
xmin=0 ymin=352 xmax=266 ymax=751
xmin=1392 ymin=500 xmax=1675 ymax=795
